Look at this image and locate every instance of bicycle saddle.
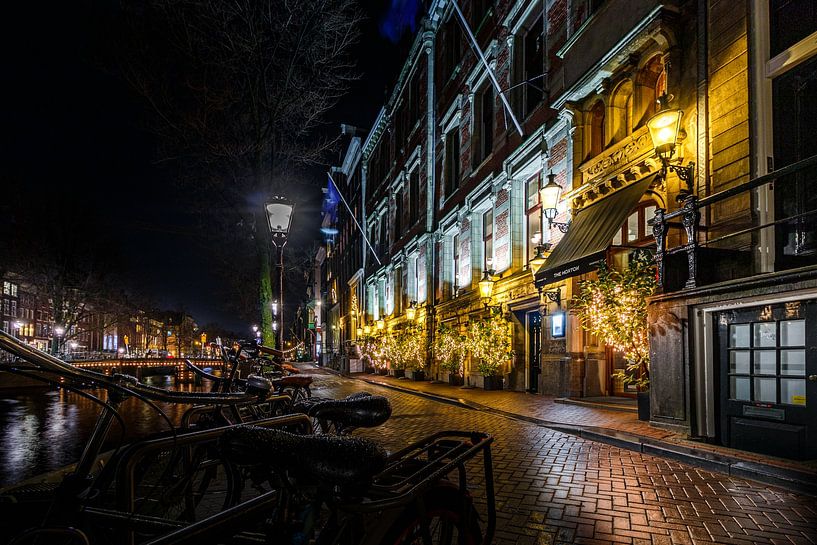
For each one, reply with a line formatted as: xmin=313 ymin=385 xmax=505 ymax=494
xmin=298 ymin=392 xmax=392 ymax=429
xmin=219 ymin=426 xmax=387 ymax=486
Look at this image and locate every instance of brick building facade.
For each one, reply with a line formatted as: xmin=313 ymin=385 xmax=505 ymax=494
xmin=321 ymin=0 xmax=817 ymax=459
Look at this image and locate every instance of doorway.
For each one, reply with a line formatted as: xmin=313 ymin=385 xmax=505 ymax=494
xmin=715 ymin=300 xmax=816 ymax=459
xmin=527 ymin=310 xmax=541 ymax=393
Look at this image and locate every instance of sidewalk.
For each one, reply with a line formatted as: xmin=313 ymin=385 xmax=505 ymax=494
xmin=312 ymin=366 xmax=817 ymax=496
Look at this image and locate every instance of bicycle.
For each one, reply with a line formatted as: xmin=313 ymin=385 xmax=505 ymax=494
xmin=0 ymin=330 xmax=495 ymax=545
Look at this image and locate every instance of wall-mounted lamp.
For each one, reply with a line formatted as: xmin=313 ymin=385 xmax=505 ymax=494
xmin=406 ymin=301 xmax=417 ymax=322
xmin=528 ymin=243 xmax=551 ymax=280
xmin=539 ymin=172 xmax=570 ymax=233
xmin=647 ymin=93 xmax=695 ymax=199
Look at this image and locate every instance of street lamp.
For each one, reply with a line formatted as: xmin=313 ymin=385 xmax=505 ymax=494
xmin=478 ymin=270 xmax=497 ymax=311
xmin=265 ymin=196 xmax=295 ymax=351
xmin=363 ymin=324 xmax=371 ymax=336
xmin=528 ymin=243 xmax=550 ymax=280
xmin=405 ymin=301 xmax=417 ymax=322
xmin=376 ymin=318 xmax=385 ymax=331
xmin=647 ymin=93 xmax=694 ymax=198
xmin=539 ymin=172 xmax=570 ymax=233
xmin=252 ymin=325 xmax=258 ymax=333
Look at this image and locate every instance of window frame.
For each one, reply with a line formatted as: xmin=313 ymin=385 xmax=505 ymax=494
xmin=483 ymin=209 xmax=494 ymax=269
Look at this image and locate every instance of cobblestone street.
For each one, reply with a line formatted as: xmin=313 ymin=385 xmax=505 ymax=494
xmin=309 ymin=370 xmax=817 ymax=545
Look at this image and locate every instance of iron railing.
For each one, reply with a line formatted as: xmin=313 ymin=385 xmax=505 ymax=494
xmin=651 ymin=153 xmax=817 ymax=291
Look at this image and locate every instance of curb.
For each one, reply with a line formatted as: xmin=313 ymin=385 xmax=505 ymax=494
xmin=318 ymin=368 xmax=817 ymax=497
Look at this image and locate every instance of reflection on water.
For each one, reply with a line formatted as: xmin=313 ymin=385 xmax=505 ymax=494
xmin=0 ymin=376 xmax=210 ymax=487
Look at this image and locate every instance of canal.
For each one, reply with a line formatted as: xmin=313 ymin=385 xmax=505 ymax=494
xmin=0 ymin=376 xmax=210 ymax=487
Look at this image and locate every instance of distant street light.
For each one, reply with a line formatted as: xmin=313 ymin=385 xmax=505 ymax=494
xmin=266 ymin=197 xmax=295 ymax=351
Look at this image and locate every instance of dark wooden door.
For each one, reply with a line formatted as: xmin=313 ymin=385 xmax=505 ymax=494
xmin=716 ymin=300 xmax=817 ymax=459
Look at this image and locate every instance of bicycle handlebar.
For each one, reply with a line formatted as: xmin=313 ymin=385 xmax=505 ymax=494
xmin=0 ymin=330 xmax=257 ymax=405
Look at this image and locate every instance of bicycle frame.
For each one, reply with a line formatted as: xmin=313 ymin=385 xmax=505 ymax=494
xmin=130 ymin=431 xmax=495 ymax=545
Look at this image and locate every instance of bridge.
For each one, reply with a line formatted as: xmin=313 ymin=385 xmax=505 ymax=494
xmin=71 ymin=358 xmax=223 ymax=383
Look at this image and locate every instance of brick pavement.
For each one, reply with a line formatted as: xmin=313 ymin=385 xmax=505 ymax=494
xmin=308 ymin=370 xmax=817 ymax=545
xmin=339 ymin=371 xmax=817 ymax=476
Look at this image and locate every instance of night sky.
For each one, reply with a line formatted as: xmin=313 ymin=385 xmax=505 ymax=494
xmin=0 ymin=1 xmax=416 ymax=332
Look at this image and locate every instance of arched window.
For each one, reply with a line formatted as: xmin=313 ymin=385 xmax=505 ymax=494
xmin=635 ymin=55 xmax=666 ymax=127
xmin=590 ymin=100 xmax=605 ymax=157
xmin=610 ymin=80 xmax=634 ymax=144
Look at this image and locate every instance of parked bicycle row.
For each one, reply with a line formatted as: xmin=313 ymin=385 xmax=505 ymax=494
xmin=0 ymin=330 xmax=495 ymax=545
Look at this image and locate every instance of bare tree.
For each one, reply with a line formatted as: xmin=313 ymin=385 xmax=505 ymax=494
xmin=112 ymin=0 xmax=362 ymax=343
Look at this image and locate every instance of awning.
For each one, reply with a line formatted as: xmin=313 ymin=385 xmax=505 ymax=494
xmin=535 ymin=173 xmax=657 ymax=286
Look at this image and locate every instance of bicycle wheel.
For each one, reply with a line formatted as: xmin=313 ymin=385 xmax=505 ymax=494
xmin=129 ymin=441 xmax=243 ymax=522
xmin=380 ymin=484 xmax=483 ymax=545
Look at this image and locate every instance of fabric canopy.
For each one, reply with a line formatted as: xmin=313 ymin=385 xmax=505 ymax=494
xmin=535 ymin=173 xmax=657 ymax=286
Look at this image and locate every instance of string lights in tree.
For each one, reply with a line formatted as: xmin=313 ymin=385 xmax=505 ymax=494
xmin=573 ymin=252 xmax=656 ymax=390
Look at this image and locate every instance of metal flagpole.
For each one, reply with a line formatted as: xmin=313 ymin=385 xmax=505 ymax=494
xmin=326 ymin=172 xmax=382 ymax=266
xmin=451 ymin=0 xmax=525 ymax=138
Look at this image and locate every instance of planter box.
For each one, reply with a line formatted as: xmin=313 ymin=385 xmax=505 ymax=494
xmin=406 ymin=369 xmax=425 ymax=381
xmin=390 ymin=369 xmax=405 ymax=378
xmin=637 ymin=391 xmax=651 ymax=421
xmin=448 ymin=373 xmax=464 ymax=386
xmin=377 ymin=368 xmax=389 ymax=376
xmin=483 ymin=375 xmax=504 ymax=391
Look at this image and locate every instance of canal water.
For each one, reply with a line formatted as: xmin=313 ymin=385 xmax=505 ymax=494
xmin=0 ymin=376 xmax=209 ymax=488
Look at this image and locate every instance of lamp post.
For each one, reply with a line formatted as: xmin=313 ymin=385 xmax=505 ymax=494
xmin=265 ymin=196 xmax=295 ymax=351
xmin=646 ymin=93 xmax=695 ymax=200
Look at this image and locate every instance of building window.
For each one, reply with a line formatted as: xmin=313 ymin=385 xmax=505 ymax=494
xmin=473 ymin=83 xmax=495 ymax=167
xmin=409 ymin=168 xmax=420 ymax=226
xmin=590 ymin=100 xmax=605 ymax=157
xmin=770 ymin=0 xmax=817 ymax=58
xmin=10 ymin=300 xmax=16 ymax=318
xmin=442 ymin=19 xmax=462 ymax=80
xmin=522 ymin=16 xmax=544 ymax=117
xmin=769 ymin=5 xmax=817 ymax=265
xmin=611 ymin=202 xmax=658 ymax=246
xmin=409 ymin=72 xmax=421 ymax=125
xmin=2 ymin=282 xmax=17 ymax=297
xmin=483 ymin=210 xmax=494 ymax=269
xmin=444 ymin=128 xmax=460 ymax=198
xmin=452 ymin=234 xmax=460 ymax=294
xmin=394 ymin=189 xmax=403 ymax=238
xmin=472 ymin=0 xmax=491 ymax=26
xmin=526 ymin=174 xmax=542 ymax=261
xmin=394 ymin=267 xmax=403 ymax=316
xmin=610 ymin=80 xmax=633 ymax=144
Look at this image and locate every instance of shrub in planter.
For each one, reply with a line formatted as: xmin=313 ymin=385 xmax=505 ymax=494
xmin=573 ymin=252 xmax=655 ymax=399
xmin=395 ymin=324 xmax=425 ymax=378
xmin=448 ymin=373 xmax=464 ymax=386
xmin=434 ymin=323 xmax=466 ymax=385
xmin=406 ymin=369 xmax=425 ymax=381
xmin=468 ymin=309 xmax=513 ymax=390
xmin=482 ymin=375 xmax=504 ymax=391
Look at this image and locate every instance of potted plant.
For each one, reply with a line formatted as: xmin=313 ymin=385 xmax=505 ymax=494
xmin=397 ymin=325 xmax=425 ymax=381
xmin=468 ymin=309 xmax=513 ymax=391
xmin=573 ymin=252 xmax=656 ymax=421
xmin=434 ymin=323 xmax=466 ymax=386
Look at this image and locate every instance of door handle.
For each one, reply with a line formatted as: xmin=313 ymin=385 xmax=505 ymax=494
xmin=809 ymin=375 xmax=817 ymax=382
